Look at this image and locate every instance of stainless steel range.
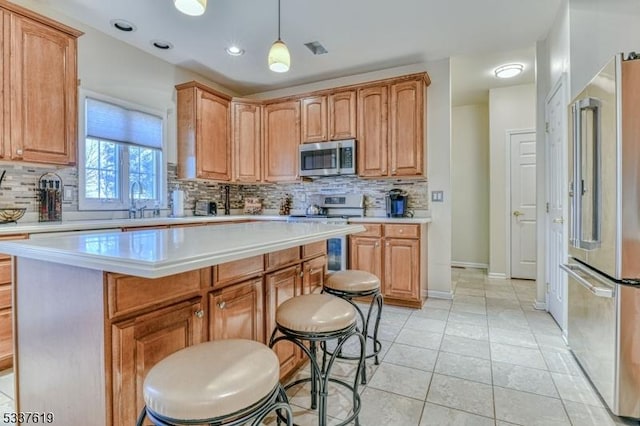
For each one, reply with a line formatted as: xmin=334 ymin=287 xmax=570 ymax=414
xmin=288 ymin=194 xmax=364 ymax=271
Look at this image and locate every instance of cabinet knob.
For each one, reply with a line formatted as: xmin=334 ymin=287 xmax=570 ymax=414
xmin=16 ymin=149 xmax=23 ymax=156
xmin=195 ymin=309 xmax=204 ymax=318
xmin=386 ymin=242 xmax=390 ymax=246
xmin=217 ymin=301 xmax=226 ymax=310
xmin=375 ymin=242 xmax=379 ymax=247
xmin=399 ymin=229 xmax=404 ymax=233
xmin=299 ymin=271 xmax=304 ymax=278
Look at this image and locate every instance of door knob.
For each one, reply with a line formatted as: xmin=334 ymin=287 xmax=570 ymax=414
xmin=553 ymin=217 xmax=564 ymax=224
xmin=513 ymin=211 xmax=524 ymax=217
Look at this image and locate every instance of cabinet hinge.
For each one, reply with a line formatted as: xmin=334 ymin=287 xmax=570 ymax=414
xmin=545 ymin=122 xmax=550 ymax=133
xmin=546 ymin=282 xmax=551 ymax=293
xmin=546 ymin=202 xmax=550 ymax=213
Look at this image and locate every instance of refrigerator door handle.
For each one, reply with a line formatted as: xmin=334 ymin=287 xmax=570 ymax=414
xmin=561 ymin=263 xmax=615 ymax=298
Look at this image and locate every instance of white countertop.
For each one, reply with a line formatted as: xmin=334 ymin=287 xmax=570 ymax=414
xmin=0 ymin=222 xmax=365 ymax=278
xmin=348 ymin=217 xmax=431 ymax=224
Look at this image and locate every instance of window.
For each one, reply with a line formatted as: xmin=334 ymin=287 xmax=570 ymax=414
xmin=79 ymin=93 xmax=165 ymax=211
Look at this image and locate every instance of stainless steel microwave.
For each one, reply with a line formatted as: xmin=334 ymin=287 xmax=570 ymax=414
xmin=299 ymin=139 xmax=356 ymax=177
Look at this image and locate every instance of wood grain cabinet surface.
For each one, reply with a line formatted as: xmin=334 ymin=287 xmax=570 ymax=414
xmin=176 ymin=82 xmax=232 ymax=181
xmin=328 ymin=90 xmax=357 ymax=141
xmin=301 ymin=95 xmax=327 ymax=143
xmin=0 ymin=2 xmax=81 ymax=165
xmin=263 ymin=100 xmax=300 ymax=183
xmin=209 ymin=278 xmax=264 ymax=343
xmin=232 ymin=100 xmax=263 ymax=183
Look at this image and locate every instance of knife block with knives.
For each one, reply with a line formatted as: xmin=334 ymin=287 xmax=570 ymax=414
xmin=38 ymin=173 xmax=62 ymax=222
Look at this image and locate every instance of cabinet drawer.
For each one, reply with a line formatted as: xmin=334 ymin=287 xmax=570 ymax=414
xmin=106 ymin=268 xmax=211 ymax=319
xmin=302 ymin=241 xmax=327 ymax=259
xmin=384 ymin=224 xmax=420 ymax=239
xmin=266 ymin=247 xmax=300 ymax=270
xmin=0 ymin=261 xmax=10 ymax=284
xmin=214 ymin=255 xmax=264 ymax=288
xmin=0 ymin=283 xmax=10 ymax=310
xmin=352 ymin=223 xmax=382 ymax=237
xmin=0 ymin=234 xmax=28 ymax=261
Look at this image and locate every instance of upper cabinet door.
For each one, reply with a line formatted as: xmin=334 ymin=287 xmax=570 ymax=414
xmin=328 ymin=90 xmax=356 ymax=141
xmin=232 ymin=101 xmax=262 ymax=183
xmin=301 ymin=96 xmax=327 ymax=143
xmin=263 ymin=100 xmax=300 ymax=183
xmin=390 ymin=79 xmax=424 ymax=176
xmin=197 ymin=89 xmax=231 ymax=181
xmin=0 ymin=12 xmax=6 ymax=160
xmin=9 ymin=13 xmax=78 ymax=165
xmin=357 ymin=85 xmax=388 ymax=177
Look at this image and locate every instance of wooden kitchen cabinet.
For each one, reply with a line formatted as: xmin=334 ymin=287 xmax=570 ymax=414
xmin=1 ymin=2 xmax=81 ymax=165
xmin=0 ymin=233 xmax=28 ymax=370
xmin=265 ymin=264 xmax=302 ymax=378
xmin=263 ymin=100 xmax=300 ymax=182
xmin=349 ymin=236 xmax=383 ymax=284
xmin=302 ymin=255 xmax=327 ymax=295
xmin=209 ymin=278 xmax=264 ymax=343
xmin=329 ymin=89 xmax=357 ymax=141
xmin=384 ymin=238 xmax=420 ymax=301
xmin=357 ymin=75 xmax=428 ymax=178
xmin=301 ymin=96 xmax=327 ymax=143
xmin=110 ymin=297 xmax=206 ymax=426
xmin=232 ymin=100 xmax=263 ymax=183
xmin=176 ymin=81 xmax=232 ymax=181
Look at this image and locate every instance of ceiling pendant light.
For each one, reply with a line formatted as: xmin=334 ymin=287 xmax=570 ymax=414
xmin=174 ymin=0 xmax=207 ymax=16
xmin=268 ymin=0 xmax=290 ymax=73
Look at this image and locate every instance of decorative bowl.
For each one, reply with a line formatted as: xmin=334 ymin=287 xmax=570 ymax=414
xmin=0 ymin=208 xmax=26 ymax=224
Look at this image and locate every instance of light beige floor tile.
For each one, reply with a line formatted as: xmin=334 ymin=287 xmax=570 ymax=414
xmin=563 ymin=400 xmax=618 ymax=426
xmin=411 ymin=307 xmax=450 ymax=321
xmin=489 ymin=327 xmax=539 ymax=349
xmin=450 ymin=302 xmax=487 ymax=315
xmin=492 ymin=361 xmax=558 ymax=398
xmin=261 ymin=403 xmax=342 ymax=426
xmin=454 ymin=287 xmax=485 ymax=297
xmin=0 ymin=401 xmax=15 ymax=416
xmin=454 ymin=295 xmax=486 ymax=306
xmin=444 ymin=322 xmax=489 ymax=341
xmin=0 ymin=392 xmax=11 ymax=405
xmin=426 ymin=374 xmax=494 ymax=418
xmin=404 ymin=316 xmax=447 ymax=333
xmin=551 ymin=372 xmax=604 ymax=407
xmin=440 ymin=335 xmax=491 ymax=360
xmin=0 ymin=371 xmax=13 ymax=400
xmin=434 ymin=352 xmax=492 ymax=385
xmin=534 ymin=333 xmax=570 ymax=353
xmin=494 ymin=386 xmax=570 ymax=425
xmin=383 ymin=342 xmax=438 ymax=372
xmin=541 ymin=349 xmax=584 ymax=376
xmin=487 ymin=318 xmax=531 ymax=333
xmin=358 ymin=388 xmax=424 ymax=426
xmin=395 ymin=328 xmax=443 ymax=350
xmin=422 ymin=298 xmax=453 ymax=311
xmin=289 ymin=381 xmax=359 ymax=421
xmin=446 ymin=311 xmax=487 ymax=326
xmin=419 ymin=402 xmax=494 ymax=426
xmin=368 ymin=362 xmax=431 ymax=400
xmin=490 ymin=342 xmax=547 ymax=370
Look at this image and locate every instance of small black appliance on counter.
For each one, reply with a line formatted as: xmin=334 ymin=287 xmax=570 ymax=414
xmin=194 ymin=200 xmax=217 ymax=216
xmin=385 ymin=189 xmax=408 ymax=218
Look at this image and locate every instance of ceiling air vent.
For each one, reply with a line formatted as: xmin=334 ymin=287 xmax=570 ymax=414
xmin=304 ymin=41 xmax=328 ymax=55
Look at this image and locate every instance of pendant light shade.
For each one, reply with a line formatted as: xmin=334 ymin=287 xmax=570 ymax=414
xmin=269 ymin=39 xmax=290 ymax=73
xmin=174 ymin=0 xmax=207 ymax=16
xmin=269 ymin=0 xmax=290 ymax=72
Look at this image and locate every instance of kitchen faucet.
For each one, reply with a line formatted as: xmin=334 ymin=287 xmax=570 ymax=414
xmin=129 ymin=181 xmax=146 ymax=219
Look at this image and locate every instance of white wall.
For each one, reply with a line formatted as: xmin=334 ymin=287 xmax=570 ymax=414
xmin=451 ymin=104 xmax=489 ymax=267
xmin=10 ymin=0 xmax=236 ymax=165
xmin=488 ymin=84 xmax=536 ymax=277
xmin=249 ymin=60 xmax=454 ymax=297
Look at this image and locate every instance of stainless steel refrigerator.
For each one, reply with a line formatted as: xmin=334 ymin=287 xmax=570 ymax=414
xmin=561 ymin=53 xmax=640 ymax=418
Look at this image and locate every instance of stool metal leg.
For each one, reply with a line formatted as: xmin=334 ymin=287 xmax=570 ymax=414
xmin=310 ymin=341 xmax=318 ymax=410
xmin=367 ymin=292 xmax=383 ymax=366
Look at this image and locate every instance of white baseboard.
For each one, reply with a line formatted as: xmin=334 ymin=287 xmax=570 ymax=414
xmin=451 ymin=261 xmax=489 ymax=269
xmin=426 ymin=290 xmax=454 ymax=300
xmin=533 ymin=300 xmax=548 ymax=311
xmin=487 ymin=272 xmax=507 ymax=280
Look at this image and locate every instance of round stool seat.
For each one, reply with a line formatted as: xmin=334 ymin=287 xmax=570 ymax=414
xmin=143 ymin=339 xmax=280 ymax=421
xmin=276 ymin=294 xmax=356 ymax=333
xmin=325 ymin=270 xmax=381 ymax=292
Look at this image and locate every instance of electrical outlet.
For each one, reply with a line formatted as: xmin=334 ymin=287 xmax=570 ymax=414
xmin=431 ymin=191 xmax=444 ymax=202
xmin=63 ymin=186 xmax=74 ymax=201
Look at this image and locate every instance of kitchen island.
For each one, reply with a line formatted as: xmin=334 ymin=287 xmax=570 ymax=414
xmin=0 ymin=221 xmax=365 ymax=425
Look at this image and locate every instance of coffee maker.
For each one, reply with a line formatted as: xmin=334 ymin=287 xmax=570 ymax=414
xmin=385 ymin=189 xmax=408 ymax=218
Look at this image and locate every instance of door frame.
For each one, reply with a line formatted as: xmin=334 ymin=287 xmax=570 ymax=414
xmin=505 ymin=128 xmax=536 ymax=279
xmin=544 ymin=73 xmax=569 ymax=334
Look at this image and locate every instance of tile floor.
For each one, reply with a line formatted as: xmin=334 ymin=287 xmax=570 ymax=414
xmin=0 ymin=268 xmax=638 ymax=425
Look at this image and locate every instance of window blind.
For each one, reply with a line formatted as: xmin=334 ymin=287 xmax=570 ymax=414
xmin=86 ymin=98 xmax=162 ymax=149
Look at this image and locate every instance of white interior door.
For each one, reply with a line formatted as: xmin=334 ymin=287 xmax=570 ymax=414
xmin=546 ymin=77 xmax=568 ymax=331
xmin=510 ymin=131 xmax=537 ymax=279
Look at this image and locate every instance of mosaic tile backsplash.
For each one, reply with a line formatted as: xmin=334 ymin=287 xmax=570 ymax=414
xmin=0 ymin=162 xmax=429 ymax=219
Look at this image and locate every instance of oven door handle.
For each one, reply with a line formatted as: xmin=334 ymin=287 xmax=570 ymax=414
xmin=560 ymin=263 xmax=615 ymax=298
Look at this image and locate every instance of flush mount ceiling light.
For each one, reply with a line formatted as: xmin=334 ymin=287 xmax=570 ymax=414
xmin=174 ymin=0 xmax=207 ymax=16
xmin=268 ymin=0 xmax=290 ymax=73
xmin=226 ymin=46 xmax=244 ymax=56
xmin=110 ymin=19 xmax=136 ymax=32
xmin=494 ymin=63 xmax=524 ymax=79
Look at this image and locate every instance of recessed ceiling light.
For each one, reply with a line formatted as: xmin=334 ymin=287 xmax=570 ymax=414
xmin=151 ymin=40 xmax=173 ymax=50
xmin=110 ymin=19 xmax=136 ymax=32
xmin=226 ymin=46 xmax=244 ymax=56
xmin=174 ymin=0 xmax=207 ymax=16
xmin=494 ymin=63 xmax=524 ymax=79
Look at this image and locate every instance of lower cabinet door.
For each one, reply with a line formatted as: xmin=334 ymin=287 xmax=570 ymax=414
xmin=265 ymin=265 xmax=302 ymax=378
xmin=209 ymin=278 xmax=264 ymax=343
xmin=302 ymin=255 xmax=326 ymax=295
xmin=110 ymin=298 xmax=205 ymax=426
xmin=0 ymin=308 xmax=12 ymax=370
xmin=384 ymin=238 xmax=420 ymax=301
xmin=349 ymin=236 xmax=383 ymax=280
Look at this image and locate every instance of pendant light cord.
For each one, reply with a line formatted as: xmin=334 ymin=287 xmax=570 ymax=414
xmin=277 ymin=0 xmax=281 ymax=40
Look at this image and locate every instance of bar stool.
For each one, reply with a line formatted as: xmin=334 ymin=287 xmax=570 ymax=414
xmin=269 ymin=293 xmax=365 ymax=426
xmin=136 ymin=339 xmax=293 ymax=426
xmin=322 ymin=270 xmax=383 ymax=384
